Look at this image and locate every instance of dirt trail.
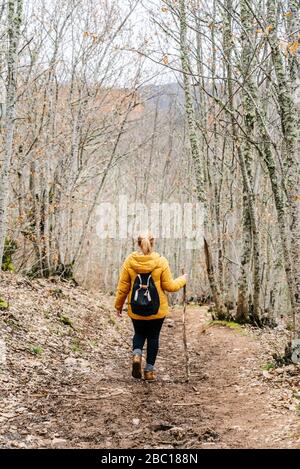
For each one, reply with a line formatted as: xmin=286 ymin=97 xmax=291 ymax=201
xmin=1 ymin=275 xmax=300 ymax=449
xmin=68 ymin=305 xmax=299 ymax=449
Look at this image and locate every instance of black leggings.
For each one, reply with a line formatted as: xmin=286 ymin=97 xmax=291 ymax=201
xmin=132 ymin=318 xmax=165 ymax=366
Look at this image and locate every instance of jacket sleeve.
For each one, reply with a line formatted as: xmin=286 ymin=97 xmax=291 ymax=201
xmin=115 ymin=262 xmax=131 ymax=310
xmin=161 ymin=259 xmax=186 ymax=292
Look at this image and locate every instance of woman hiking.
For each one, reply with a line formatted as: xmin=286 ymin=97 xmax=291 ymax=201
xmin=115 ymin=231 xmax=187 ymax=381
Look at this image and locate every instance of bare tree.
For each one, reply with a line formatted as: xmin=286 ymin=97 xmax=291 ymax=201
xmin=0 ymin=0 xmax=23 ymax=265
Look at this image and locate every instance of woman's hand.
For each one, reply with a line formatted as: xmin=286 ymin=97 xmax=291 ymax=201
xmin=116 ymin=308 xmax=122 ymax=317
xmin=183 ymin=273 xmax=188 ymax=282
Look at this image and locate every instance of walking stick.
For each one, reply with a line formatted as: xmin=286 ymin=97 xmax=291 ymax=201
xmin=181 ymin=268 xmax=190 ymax=383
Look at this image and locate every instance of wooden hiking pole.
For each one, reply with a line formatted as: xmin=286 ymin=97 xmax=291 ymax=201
xmin=181 ymin=268 xmax=190 ymax=383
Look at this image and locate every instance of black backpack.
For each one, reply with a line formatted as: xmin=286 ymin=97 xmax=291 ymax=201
xmin=130 ymin=272 xmax=160 ymax=316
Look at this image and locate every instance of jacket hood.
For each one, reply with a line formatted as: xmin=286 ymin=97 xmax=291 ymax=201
xmin=127 ymin=251 xmax=161 ymax=273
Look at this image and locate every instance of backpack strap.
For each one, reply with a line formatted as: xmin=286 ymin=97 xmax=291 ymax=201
xmin=144 ymin=274 xmax=152 ymax=301
xmin=134 ymin=274 xmax=142 ymax=301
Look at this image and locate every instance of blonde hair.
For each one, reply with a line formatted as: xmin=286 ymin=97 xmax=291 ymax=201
xmin=137 ymin=231 xmax=154 ymax=255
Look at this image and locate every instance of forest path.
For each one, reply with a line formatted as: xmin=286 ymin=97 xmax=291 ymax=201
xmin=38 ymin=305 xmax=300 ymax=449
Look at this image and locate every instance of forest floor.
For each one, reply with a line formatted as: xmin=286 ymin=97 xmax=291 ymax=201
xmin=1 ymin=272 xmax=300 ymax=448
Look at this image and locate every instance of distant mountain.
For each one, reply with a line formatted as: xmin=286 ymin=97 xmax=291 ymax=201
xmin=139 ymin=82 xmax=185 ymax=111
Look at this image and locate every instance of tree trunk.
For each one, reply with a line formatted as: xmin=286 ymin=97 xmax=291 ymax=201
xmin=267 ymin=0 xmax=300 ymax=337
xmin=0 ymin=0 xmax=23 ymax=265
xmin=223 ymin=0 xmax=261 ymax=324
xmin=178 ymin=0 xmax=227 ymax=318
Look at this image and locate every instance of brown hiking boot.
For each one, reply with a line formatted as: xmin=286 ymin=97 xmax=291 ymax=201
xmin=132 ymin=354 xmax=142 ymax=379
xmin=144 ymin=370 xmax=156 ymax=381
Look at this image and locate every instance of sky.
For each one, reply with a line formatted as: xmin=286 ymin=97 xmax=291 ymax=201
xmin=21 ymin=0 xmax=179 ymax=87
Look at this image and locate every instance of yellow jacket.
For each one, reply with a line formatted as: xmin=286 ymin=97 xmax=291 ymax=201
xmin=114 ymin=251 xmax=186 ymax=320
